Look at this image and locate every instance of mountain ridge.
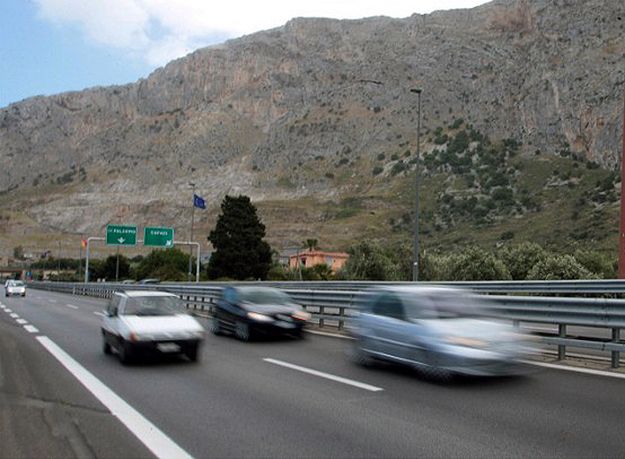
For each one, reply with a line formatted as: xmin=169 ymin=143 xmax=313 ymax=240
xmin=0 ymin=0 xmax=623 ymax=258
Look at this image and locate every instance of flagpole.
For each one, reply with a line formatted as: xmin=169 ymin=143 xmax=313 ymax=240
xmin=188 ymin=183 xmax=196 ymax=282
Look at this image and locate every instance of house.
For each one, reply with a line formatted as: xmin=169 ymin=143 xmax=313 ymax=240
xmin=288 ymin=250 xmax=349 ymax=273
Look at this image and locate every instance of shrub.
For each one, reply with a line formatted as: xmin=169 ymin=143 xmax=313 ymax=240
xmin=527 ymin=255 xmax=595 ymax=280
xmin=499 ymin=242 xmax=548 ymax=280
xmin=445 ymin=247 xmax=511 ymax=281
xmin=372 ymin=166 xmax=384 ymax=176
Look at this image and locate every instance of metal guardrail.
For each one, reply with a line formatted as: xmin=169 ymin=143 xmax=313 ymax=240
xmin=29 ymin=281 xmax=625 ymax=368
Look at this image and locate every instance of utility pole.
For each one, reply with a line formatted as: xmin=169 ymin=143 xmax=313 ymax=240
xmin=188 ymin=182 xmax=196 ymax=282
xmin=618 ymin=50 xmax=625 ymax=278
xmin=410 ymin=88 xmax=423 ymax=281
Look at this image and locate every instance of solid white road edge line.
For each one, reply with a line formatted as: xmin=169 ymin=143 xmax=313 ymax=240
xmin=66 ymin=304 xmax=79 ymax=309
xmin=24 ymin=325 xmax=39 ymax=333
xmin=35 ymin=336 xmax=193 ymax=459
xmin=521 ymin=360 xmax=625 ymax=380
xmin=263 ymin=358 xmax=384 ymax=392
xmin=16 ymin=319 xmax=27 ymax=325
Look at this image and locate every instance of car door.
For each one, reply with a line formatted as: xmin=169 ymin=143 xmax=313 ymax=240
xmin=364 ymin=292 xmax=408 ymax=360
xmin=218 ymin=287 xmax=241 ymax=327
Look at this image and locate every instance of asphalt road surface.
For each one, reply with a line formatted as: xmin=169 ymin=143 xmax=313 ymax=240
xmin=2 ymin=289 xmax=625 ymax=458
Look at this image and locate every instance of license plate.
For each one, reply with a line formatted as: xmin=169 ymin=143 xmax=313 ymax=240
xmin=157 ymin=343 xmax=180 ymax=353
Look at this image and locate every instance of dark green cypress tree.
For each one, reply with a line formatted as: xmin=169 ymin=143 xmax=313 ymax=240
xmin=207 ymin=195 xmax=272 ymax=280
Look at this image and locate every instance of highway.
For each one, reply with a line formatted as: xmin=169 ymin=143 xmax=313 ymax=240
xmin=2 ymin=290 xmax=625 ymax=458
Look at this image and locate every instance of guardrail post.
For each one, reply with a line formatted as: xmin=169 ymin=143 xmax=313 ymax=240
xmin=612 ymin=328 xmax=620 ymax=369
xmin=319 ymin=306 xmax=325 ymax=328
xmin=338 ymin=307 xmax=345 ymax=330
xmin=558 ymin=324 xmax=566 ymax=361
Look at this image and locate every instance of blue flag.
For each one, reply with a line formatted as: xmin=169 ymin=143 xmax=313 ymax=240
xmin=193 ymin=194 xmax=206 ymax=209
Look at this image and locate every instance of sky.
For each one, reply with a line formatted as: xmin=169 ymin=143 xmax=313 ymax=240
xmin=0 ymin=0 xmax=488 ymax=108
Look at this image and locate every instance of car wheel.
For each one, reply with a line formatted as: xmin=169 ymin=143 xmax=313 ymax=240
xmin=349 ymin=340 xmax=373 ymax=367
xmin=118 ymin=341 xmax=133 ymax=365
xmin=422 ymin=365 xmax=454 ymax=383
xmin=186 ymin=344 xmax=199 ymax=362
xmin=22 ymin=293 xmax=26 ymax=297
xmin=235 ymin=321 xmax=251 ymax=342
xmin=209 ymin=316 xmax=223 ymax=335
xmin=103 ymin=337 xmax=112 ymax=355
xmin=419 ymin=351 xmax=454 ymax=383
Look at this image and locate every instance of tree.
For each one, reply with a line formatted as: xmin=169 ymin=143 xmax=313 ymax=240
xmin=207 ymin=195 xmax=272 ymax=280
xmin=573 ymin=250 xmax=616 ymax=279
xmin=499 ymin=242 xmax=548 ymax=280
xmin=527 ymin=255 xmax=595 ymax=280
xmin=13 ymin=246 xmax=24 ymax=260
xmin=97 ymin=255 xmax=130 ymax=281
xmin=446 ymin=246 xmax=511 ymax=281
xmin=340 ymin=241 xmax=394 ymax=280
xmin=304 ymin=239 xmax=319 ymax=251
xmin=133 ymin=248 xmax=190 ymax=281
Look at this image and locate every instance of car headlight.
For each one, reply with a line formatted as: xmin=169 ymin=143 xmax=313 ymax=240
xmin=446 ymin=336 xmax=488 ymax=348
xmin=292 ymin=310 xmax=311 ymax=321
xmin=247 ymin=312 xmax=273 ymax=322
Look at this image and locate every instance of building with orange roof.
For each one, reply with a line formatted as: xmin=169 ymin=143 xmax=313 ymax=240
xmin=288 ymin=250 xmax=349 ymax=273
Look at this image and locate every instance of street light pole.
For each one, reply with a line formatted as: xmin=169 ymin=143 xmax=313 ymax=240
xmin=188 ymin=182 xmax=196 ymax=282
xmin=410 ymin=88 xmax=422 ymax=282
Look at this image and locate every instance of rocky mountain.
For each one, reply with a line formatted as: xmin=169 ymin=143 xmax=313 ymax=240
xmin=0 ymin=0 xmax=623 ymax=258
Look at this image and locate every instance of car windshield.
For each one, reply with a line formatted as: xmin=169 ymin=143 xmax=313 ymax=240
xmin=240 ymin=289 xmax=291 ymax=305
xmin=403 ymin=291 xmax=486 ymax=320
xmin=123 ymin=295 xmax=186 ymax=316
xmin=13 ymin=281 xmax=25 ymax=287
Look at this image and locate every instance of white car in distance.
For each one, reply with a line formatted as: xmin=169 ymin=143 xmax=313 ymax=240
xmin=5 ymin=280 xmax=26 ymax=297
xmin=101 ymin=290 xmax=204 ymax=364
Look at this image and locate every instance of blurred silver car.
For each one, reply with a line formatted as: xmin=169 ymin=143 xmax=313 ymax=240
xmin=349 ymin=286 xmax=534 ymax=379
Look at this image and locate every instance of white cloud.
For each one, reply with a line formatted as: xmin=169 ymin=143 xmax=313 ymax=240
xmin=34 ymin=0 xmax=488 ymax=66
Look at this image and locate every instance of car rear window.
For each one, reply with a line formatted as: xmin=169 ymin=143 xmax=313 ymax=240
xmin=123 ymin=296 xmax=186 ymax=316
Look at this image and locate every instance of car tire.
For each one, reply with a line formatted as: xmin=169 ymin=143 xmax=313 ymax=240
xmin=209 ymin=316 xmax=223 ymax=335
xmin=349 ymin=340 xmax=374 ymax=367
xmin=22 ymin=293 xmax=25 ymax=297
xmin=118 ymin=341 xmax=133 ymax=365
xmin=103 ymin=337 xmax=112 ymax=355
xmin=186 ymin=344 xmax=199 ymax=362
xmin=422 ymin=365 xmax=454 ymax=383
xmin=235 ymin=321 xmax=251 ymax=342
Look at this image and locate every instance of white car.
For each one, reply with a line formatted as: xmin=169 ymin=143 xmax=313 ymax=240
xmin=5 ymin=280 xmax=26 ymax=297
xmin=101 ymin=290 xmax=204 ymax=364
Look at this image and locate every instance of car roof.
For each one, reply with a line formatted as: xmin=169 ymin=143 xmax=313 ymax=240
xmin=116 ymin=290 xmax=178 ymax=298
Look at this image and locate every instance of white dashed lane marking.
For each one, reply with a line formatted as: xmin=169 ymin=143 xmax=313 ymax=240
xmin=93 ymin=311 xmax=105 ymax=317
xmin=16 ymin=319 xmax=28 ymax=325
xmin=10 ymin=313 xmax=19 ymax=319
xmin=24 ymin=325 xmax=39 ymax=334
xmin=66 ymin=304 xmax=79 ymax=310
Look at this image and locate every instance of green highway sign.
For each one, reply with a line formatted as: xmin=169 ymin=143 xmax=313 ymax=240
xmin=106 ymin=225 xmax=137 ymax=246
xmin=144 ymin=226 xmax=174 ymax=248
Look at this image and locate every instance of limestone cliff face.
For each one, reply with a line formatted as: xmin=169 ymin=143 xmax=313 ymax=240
xmin=0 ymin=0 xmax=623 ymax=243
